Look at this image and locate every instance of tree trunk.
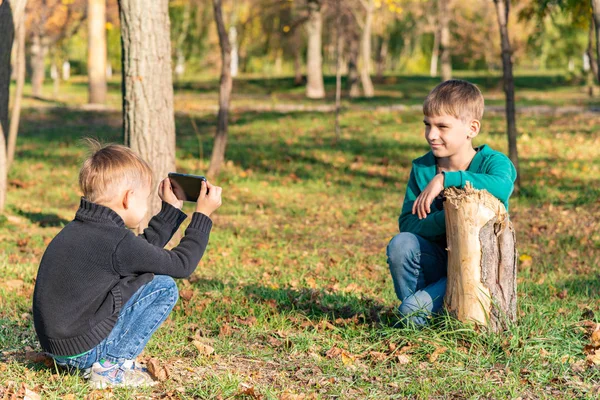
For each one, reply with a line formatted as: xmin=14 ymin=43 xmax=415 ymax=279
xmin=1 ymin=0 xmax=27 ymax=212
xmin=439 ymin=0 xmax=451 ymax=81
xmin=360 ymin=0 xmax=374 ymax=97
xmin=592 ymin=0 xmax=600 ymax=85
xmin=88 ymin=0 xmax=107 ymax=104
xmin=430 ymin=23 xmax=440 ymax=77
xmin=0 ymin=1 xmax=14 ymax=212
xmin=494 ymin=0 xmax=520 ymax=190
xmin=587 ymin=18 xmax=597 ymax=96
xmin=376 ymin=36 xmax=388 ymax=82
xmin=334 ymin=0 xmax=343 ymax=142
xmin=347 ymin=28 xmax=360 ymax=98
xmin=119 ymin=0 xmax=176 ymax=227
xmin=7 ymin=10 xmax=25 ymax=169
xmin=444 ymin=184 xmax=517 ymax=332
xmin=305 ymin=0 xmax=325 ymax=99
xmin=30 ymin=31 xmax=47 ymax=98
xmin=207 ymin=0 xmax=232 ymax=177
xmin=294 ymin=33 xmax=303 ymax=86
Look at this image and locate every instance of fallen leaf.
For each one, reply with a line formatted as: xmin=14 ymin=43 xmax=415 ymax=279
xmin=239 ymin=383 xmax=263 ymax=399
xmin=326 ymin=347 xmax=342 ymax=358
xmin=396 ymin=354 xmax=411 ymax=364
xmin=193 ymin=340 xmax=215 ymax=356
xmin=369 ymin=351 xmax=388 ymax=362
xmin=179 ymin=290 xmax=194 ymax=301
xmin=586 ymin=349 xmax=600 ymax=365
xmin=4 ymin=279 xmax=24 ymax=291
xmin=428 ymin=346 xmax=447 ymax=363
xmin=147 ymin=358 xmax=169 ymax=381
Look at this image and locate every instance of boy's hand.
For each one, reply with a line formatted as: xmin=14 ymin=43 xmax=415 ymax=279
xmin=412 ymin=173 xmax=444 ymax=220
xmin=195 ymin=180 xmax=222 ymax=217
xmin=159 ymin=178 xmax=184 ymax=210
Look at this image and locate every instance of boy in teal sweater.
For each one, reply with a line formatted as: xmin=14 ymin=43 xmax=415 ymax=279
xmin=387 ymin=80 xmax=517 ymax=325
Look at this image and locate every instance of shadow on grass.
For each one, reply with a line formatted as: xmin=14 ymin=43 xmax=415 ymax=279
xmin=12 ymin=208 xmax=69 ymax=227
xmin=190 ymin=278 xmax=398 ymax=328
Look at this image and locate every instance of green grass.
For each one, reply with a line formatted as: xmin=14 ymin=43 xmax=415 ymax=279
xmin=1 ymin=74 xmax=600 ymax=398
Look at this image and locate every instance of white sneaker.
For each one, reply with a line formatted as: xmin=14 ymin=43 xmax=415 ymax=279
xmin=89 ymin=361 xmax=155 ymax=389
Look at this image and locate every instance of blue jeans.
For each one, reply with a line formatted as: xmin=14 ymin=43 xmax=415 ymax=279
xmin=52 ymin=275 xmax=179 ymax=370
xmin=387 ymin=232 xmax=448 ymax=325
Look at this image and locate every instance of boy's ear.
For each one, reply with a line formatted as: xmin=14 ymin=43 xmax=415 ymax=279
xmin=467 ymin=119 xmax=481 ymax=139
xmin=122 ymin=189 xmax=133 ymax=210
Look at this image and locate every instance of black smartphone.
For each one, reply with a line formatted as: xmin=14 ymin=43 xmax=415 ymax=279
xmin=168 ymin=173 xmax=207 ymax=202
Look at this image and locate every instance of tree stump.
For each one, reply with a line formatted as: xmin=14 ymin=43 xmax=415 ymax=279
xmin=443 ymin=183 xmax=517 ymax=332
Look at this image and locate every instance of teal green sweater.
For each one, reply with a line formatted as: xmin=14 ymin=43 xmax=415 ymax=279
xmin=399 ymin=144 xmax=517 ymax=242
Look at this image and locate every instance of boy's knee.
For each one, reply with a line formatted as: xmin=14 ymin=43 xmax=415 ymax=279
xmin=387 ymin=232 xmax=420 ymax=264
xmin=151 ymin=275 xmax=178 ymax=302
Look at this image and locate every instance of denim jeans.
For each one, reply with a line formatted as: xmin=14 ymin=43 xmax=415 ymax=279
xmin=387 ymin=232 xmax=448 ymax=325
xmin=52 ymin=275 xmax=179 ymax=370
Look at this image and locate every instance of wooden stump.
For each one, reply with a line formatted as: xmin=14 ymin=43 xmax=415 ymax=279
xmin=443 ymin=183 xmax=517 ymax=332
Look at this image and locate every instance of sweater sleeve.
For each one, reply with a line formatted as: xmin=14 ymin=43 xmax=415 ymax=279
xmin=442 ymin=153 xmax=517 ymax=205
xmin=398 ymin=168 xmax=446 ymax=242
xmin=139 ymin=201 xmax=188 ymax=247
xmin=115 ymin=212 xmax=213 ymax=278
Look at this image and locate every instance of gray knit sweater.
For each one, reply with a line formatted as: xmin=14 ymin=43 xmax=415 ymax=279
xmin=33 ymin=198 xmax=212 ymax=356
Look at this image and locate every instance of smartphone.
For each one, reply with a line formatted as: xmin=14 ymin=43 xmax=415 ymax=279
xmin=168 ymin=173 xmax=207 ymax=202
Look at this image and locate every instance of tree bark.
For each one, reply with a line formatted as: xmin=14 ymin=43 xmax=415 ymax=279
xmin=444 ymin=184 xmax=517 ymax=332
xmin=88 ymin=0 xmax=107 ymax=104
xmin=119 ymin=0 xmax=176 ymax=227
xmin=30 ymin=31 xmax=47 ymax=98
xmin=7 ymin=12 xmax=25 ymax=168
xmin=430 ymin=23 xmax=440 ymax=77
xmin=494 ymin=0 xmax=520 ymax=190
xmin=439 ymin=0 xmax=451 ymax=81
xmin=359 ymin=0 xmax=374 ymax=97
xmin=207 ymin=0 xmax=232 ymax=177
xmin=376 ymin=36 xmax=388 ymax=82
xmin=305 ymin=0 xmax=325 ymax=99
xmin=293 ymin=32 xmax=303 ymax=86
xmin=347 ymin=28 xmax=360 ymax=98
xmin=1 ymin=0 xmax=27 ymax=211
xmin=334 ymin=0 xmax=343 ymax=142
xmin=591 ymin=1 xmax=600 ymax=84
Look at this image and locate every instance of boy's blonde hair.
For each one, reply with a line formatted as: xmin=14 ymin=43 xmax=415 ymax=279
xmin=79 ymin=139 xmax=153 ymax=203
xmin=423 ymin=79 xmax=484 ymax=122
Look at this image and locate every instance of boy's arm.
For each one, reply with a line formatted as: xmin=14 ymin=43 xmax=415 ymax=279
xmin=115 ymin=212 xmax=213 ymax=278
xmin=139 ymin=201 xmax=187 ymax=247
xmin=443 ymin=153 xmax=517 ymax=205
xmin=398 ymin=169 xmax=446 ymax=242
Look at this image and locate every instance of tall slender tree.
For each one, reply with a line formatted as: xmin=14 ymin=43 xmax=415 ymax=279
xmin=439 ymin=0 xmax=451 ymax=81
xmin=591 ymin=0 xmax=600 ymax=83
xmin=0 ymin=0 xmax=27 ymax=212
xmin=7 ymin=0 xmax=26 ymax=169
xmin=207 ymin=0 xmax=233 ymax=177
xmin=118 ymin=0 xmax=176 ymax=226
xmin=305 ymin=0 xmax=325 ymax=99
xmin=88 ymin=0 xmax=107 ymax=104
xmin=493 ymin=0 xmax=520 ymax=190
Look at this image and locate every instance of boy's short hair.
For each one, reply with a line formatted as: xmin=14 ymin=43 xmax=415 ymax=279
xmin=79 ymin=139 xmax=153 ymax=203
xmin=423 ymin=79 xmax=484 ymax=122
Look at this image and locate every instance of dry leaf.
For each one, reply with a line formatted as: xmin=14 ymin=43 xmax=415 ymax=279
xmin=239 ymin=383 xmax=262 ymax=399
xmin=591 ymin=328 xmax=600 ymax=347
xmin=179 ymin=290 xmax=194 ymax=301
xmin=340 ymin=351 xmax=355 ymax=366
xmin=586 ymin=349 xmax=600 ymax=365
xmin=147 ymin=358 xmax=169 ymax=381
xmin=193 ymin=340 xmax=215 ymax=356
xmin=428 ymin=346 xmax=448 ymax=363
xmin=4 ymin=280 xmax=24 ymax=291
xmin=326 ymin=347 xmax=342 ymax=358
xmin=369 ymin=351 xmax=388 ymax=362
xmin=396 ymin=354 xmax=411 ymax=364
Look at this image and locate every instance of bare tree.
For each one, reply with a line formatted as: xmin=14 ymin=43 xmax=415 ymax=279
xmin=592 ymin=0 xmax=600 ymax=84
xmin=439 ymin=0 xmax=451 ymax=81
xmin=493 ymin=0 xmax=520 ymax=190
xmin=118 ymin=0 xmax=176 ymax=226
xmin=7 ymin=0 xmax=26 ymax=168
xmin=357 ymin=0 xmax=374 ymax=97
xmin=88 ymin=0 xmax=107 ymax=104
xmin=207 ymin=0 xmax=233 ymax=177
xmin=306 ymin=0 xmax=325 ymax=99
xmin=1 ymin=0 xmax=27 ymax=211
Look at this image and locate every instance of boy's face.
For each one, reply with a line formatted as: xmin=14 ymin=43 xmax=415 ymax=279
xmin=122 ymin=183 xmax=152 ymax=229
xmin=423 ymin=114 xmax=479 ymax=159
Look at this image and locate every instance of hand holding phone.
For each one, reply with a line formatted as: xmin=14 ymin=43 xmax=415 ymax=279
xmin=195 ymin=180 xmax=222 ymax=217
xmin=168 ymin=173 xmax=208 ymax=202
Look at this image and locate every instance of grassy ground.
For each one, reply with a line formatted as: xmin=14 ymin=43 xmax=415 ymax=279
xmin=1 ymin=74 xmax=600 ymax=399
